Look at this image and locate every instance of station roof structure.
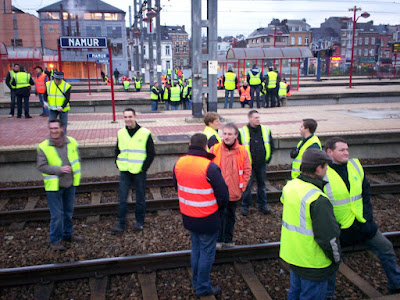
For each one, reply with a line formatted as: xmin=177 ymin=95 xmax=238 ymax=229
xmin=226 ymin=47 xmax=313 ymax=60
xmin=38 ymin=0 xmax=125 ymax=13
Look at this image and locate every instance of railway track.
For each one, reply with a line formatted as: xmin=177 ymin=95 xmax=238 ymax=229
xmin=1 ymin=163 xmax=400 ymax=225
xmin=1 ymin=232 xmax=399 ymax=299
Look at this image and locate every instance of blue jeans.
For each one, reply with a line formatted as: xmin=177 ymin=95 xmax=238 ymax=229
xmin=224 ymin=89 xmax=234 ymax=108
xmin=190 ymin=230 xmax=218 ymax=296
xmin=250 ymin=85 xmax=261 ymax=108
xmin=165 ymin=100 xmax=170 ymax=110
xmin=267 ymin=88 xmax=277 ymax=107
xmin=288 ymin=270 xmax=330 ymax=300
xmin=151 ymin=100 xmax=158 ymax=111
xmin=117 ymin=171 xmax=147 ymax=228
xmin=242 ymin=163 xmax=267 ymax=210
xmin=9 ymin=90 xmax=16 ymax=116
xmin=218 ymin=201 xmax=237 ymax=243
xmin=46 ymin=186 xmax=76 ymax=244
xmin=49 ymin=110 xmax=68 ymax=134
xmin=16 ymin=94 xmax=30 ymax=117
xmin=171 ymin=102 xmax=179 ymax=110
xmin=38 ymin=93 xmax=49 ymax=115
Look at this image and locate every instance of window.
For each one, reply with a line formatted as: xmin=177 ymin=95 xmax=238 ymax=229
xmin=11 ymin=39 xmax=22 ymax=47
xmin=342 ymin=40 xmax=346 ymax=47
xmin=84 ymin=13 xmax=102 ymax=20
xmin=165 ymin=45 xmax=170 ymax=55
xmin=104 ymin=13 xmax=120 ymax=21
xmin=371 ymin=37 xmax=375 ymax=45
xmin=370 ymin=49 xmax=374 ymax=56
xmin=13 ymin=18 xmax=17 ymax=30
xmin=358 ymin=49 xmax=362 ymax=56
xmin=183 ymin=45 xmax=187 ymax=52
xmin=305 ymin=37 xmax=309 ymax=45
xmin=183 ymin=59 xmax=188 ymax=66
xmin=364 ymin=49 xmax=368 ymax=56
xmin=291 ymin=26 xmax=295 ymax=31
xmin=298 ymin=36 xmax=302 ymax=45
xmin=111 ymin=43 xmax=123 ymax=56
xmin=48 ymin=25 xmax=54 ymax=32
xmin=365 ymin=37 xmax=369 ymax=45
xmin=359 ymin=37 xmax=362 ymax=45
xmin=291 ymin=36 xmax=295 ymax=45
xmin=143 ymin=45 xmax=146 ymax=56
xmin=176 ymin=45 xmax=179 ymax=53
xmin=166 ymin=61 xmax=170 ymax=70
xmin=86 ymin=26 xmax=101 ymax=36
xmin=107 ymin=26 xmax=122 ymax=38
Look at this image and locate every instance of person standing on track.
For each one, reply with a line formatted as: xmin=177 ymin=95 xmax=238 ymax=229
xmin=280 ymin=148 xmax=341 ymax=300
xmin=112 ymin=108 xmax=155 ymax=232
xmin=173 ymin=133 xmax=229 ymax=297
xmin=37 ymin=119 xmax=83 ymax=251
xmin=210 ymin=123 xmax=251 ymax=249
xmin=291 ymin=119 xmax=321 ymax=179
xmin=324 ymin=137 xmax=400 ymax=297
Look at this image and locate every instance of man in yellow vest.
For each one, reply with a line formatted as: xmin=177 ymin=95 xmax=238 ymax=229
xmin=239 ymin=110 xmax=274 ymax=215
xmin=280 ymin=148 xmax=341 ymax=299
xmin=169 ymin=82 xmax=181 ymax=110
xmin=5 ymin=64 xmax=20 ymax=118
xmin=37 ymin=119 xmax=83 ymax=251
xmin=44 ymin=71 xmax=72 ymax=133
xmin=246 ymin=64 xmax=263 ymax=108
xmin=112 ymin=108 xmax=155 ymax=232
xmin=223 ymin=68 xmax=237 ymax=109
xmin=291 ymin=119 xmax=321 ymax=179
xmin=150 ymin=82 xmax=161 ymax=111
xmin=265 ymin=65 xmax=280 ymax=108
xmin=11 ymin=65 xmax=35 ymax=118
xmin=324 ymin=137 xmax=400 ymax=296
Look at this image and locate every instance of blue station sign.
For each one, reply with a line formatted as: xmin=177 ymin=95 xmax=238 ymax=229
xmin=89 ymin=53 xmax=109 ymax=59
xmin=60 ymin=37 xmax=107 ymax=49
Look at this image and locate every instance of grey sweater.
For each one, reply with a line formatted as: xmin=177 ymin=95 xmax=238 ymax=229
xmin=37 ymin=137 xmax=78 ymax=188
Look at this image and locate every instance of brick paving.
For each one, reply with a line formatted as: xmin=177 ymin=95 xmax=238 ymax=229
xmin=1 ymin=102 xmax=400 ymax=151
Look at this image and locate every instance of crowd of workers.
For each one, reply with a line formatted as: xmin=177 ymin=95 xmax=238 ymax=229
xmin=33 ymin=102 xmax=400 ymax=298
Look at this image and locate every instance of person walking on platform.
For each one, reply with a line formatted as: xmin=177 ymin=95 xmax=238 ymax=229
xmin=280 ymin=148 xmax=341 ymax=300
xmin=11 ymin=65 xmax=34 ymax=119
xmin=150 ymin=82 xmax=161 ymax=111
xmin=203 ymin=112 xmax=221 ymax=150
xmin=169 ymin=83 xmax=181 ymax=110
xmin=44 ymin=71 xmax=72 ymax=133
xmin=324 ymin=137 xmax=400 ymax=297
xmin=223 ymin=68 xmax=237 ymax=109
xmin=123 ymin=78 xmax=130 ymax=92
xmin=265 ymin=66 xmax=279 ymax=108
xmin=34 ymin=66 xmax=49 ymax=117
xmin=37 ymin=119 xmax=84 ymax=251
xmin=240 ymin=110 xmax=274 ymax=215
xmin=112 ymin=108 xmax=155 ymax=233
xmin=247 ymin=64 xmax=263 ymax=108
xmin=239 ymin=81 xmax=251 ymax=108
xmin=210 ymin=123 xmax=251 ymax=249
xmin=173 ymin=133 xmax=229 ymax=297
xmin=113 ymin=68 xmax=120 ymax=85
xmin=291 ymin=119 xmax=321 ymax=179
xmin=5 ymin=64 xmax=20 ymax=118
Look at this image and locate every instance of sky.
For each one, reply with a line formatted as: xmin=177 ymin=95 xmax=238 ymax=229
xmin=16 ymin=0 xmax=400 ymax=37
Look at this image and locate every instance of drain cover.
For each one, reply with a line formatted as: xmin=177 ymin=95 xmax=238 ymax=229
xmin=158 ymin=135 xmax=190 ymax=142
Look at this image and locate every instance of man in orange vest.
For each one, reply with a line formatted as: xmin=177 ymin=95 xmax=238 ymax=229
xmin=173 ymin=133 xmax=229 ymax=297
xmin=210 ymin=123 xmax=251 ymax=249
xmin=34 ymin=66 xmax=49 ymax=117
xmin=239 ymin=81 xmax=251 ymax=108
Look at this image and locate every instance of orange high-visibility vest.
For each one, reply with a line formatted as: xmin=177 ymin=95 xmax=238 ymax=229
xmin=240 ymin=86 xmax=251 ymax=102
xmin=175 ymin=155 xmax=219 ymax=218
xmin=35 ymin=73 xmax=47 ymax=93
xmin=212 ymin=143 xmax=247 ymax=191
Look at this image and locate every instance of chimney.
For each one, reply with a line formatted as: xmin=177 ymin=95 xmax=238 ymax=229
xmin=182 ymin=25 xmax=185 ymax=32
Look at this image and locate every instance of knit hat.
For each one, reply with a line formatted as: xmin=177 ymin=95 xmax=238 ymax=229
xmin=35 ymin=66 xmax=43 ymax=71
xmin=53 ymin=71 xmax=64 ymax=79
xmin=302 ymin=148 xmax=332 ymax=166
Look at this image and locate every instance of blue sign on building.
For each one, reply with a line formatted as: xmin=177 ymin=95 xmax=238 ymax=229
xmin=89 ymin=53 xmax=109 ymax=59
xmin=60 ymin=37 xmax=107 ymax=49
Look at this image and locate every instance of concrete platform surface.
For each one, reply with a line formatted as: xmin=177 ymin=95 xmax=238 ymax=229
xmin=1 ymin=102 xmax=400 ymax=151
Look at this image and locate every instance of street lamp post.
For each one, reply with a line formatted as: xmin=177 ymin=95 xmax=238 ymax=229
xmin=348 ymin=6 xmax=370 ymax=88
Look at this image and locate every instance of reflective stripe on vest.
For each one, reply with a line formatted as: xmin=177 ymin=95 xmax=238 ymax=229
xmin=248 ymin=71 xmax=261 ymax=85
xmin=35 ymin=73 xmax=47 ymax=93
xmin=240 ymin=86 xmax=251 ymax=102
xmin=279 ymin=81 xmax=287 ymax=97
xmin=151 ymin=86 xmax=159 ymax=100
xmin=224 ymin=72 xmax=236 ymax=90
xmin=170 ymin=86 xmax=181 ymax=102
xmin=267 ymin=71 xmax=278 ymax=89
xmin=279 ymin=178 xmax=333 ymax=268
xmin=260 ymin=82 xmax=267 ymax=95
xmin=212 ymin=143 xmax=247 ymax=191
xmin=15 ymin=72 xmax=31 ymax=89
xmin=9 ymin=70 xmax=16 ymax=89
xmin=323 ymin=159 xmax=366 ymax=229
xmin=46 ymin=80 xmax=71 ymax=112
xmin=38 ymin=137 xmax=81 ymax=191
xmin=175 ymin=155 xmax=218 ymax=218
xmin=116 ymin=127 xmax=151 ymax=174
xmin=240 ymin=125 xmax=271 ymax=164
xmin=291 ymin=135 xmax=321 ymax=179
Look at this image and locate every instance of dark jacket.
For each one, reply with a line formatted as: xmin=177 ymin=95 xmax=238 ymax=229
xmin=115 ymin=124 xmax=156 ymax=173
xmin=238 ymin=124 xmax=275 ymax=165
xmin=6 ymin=70 xmax=16 ymax=91
xmin=151 ymin=85 xmax=161 ymax=100
xmin=246 ymin=68 xmax=263 ymax=86
xmin=328 ymin=162 xmax=377 ymax=247
xmin=290 ymin=174 xmax=341 ymax=281
xmin=173 ymin=146 xmax=229 ymax=234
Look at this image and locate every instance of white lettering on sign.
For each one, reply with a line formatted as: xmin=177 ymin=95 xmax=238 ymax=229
xmin=67 ymin=38 xmax=100 ymax=47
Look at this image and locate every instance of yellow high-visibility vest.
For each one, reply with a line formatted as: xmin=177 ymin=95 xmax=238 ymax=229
xmin=291 ymin=135 xmax=321 ymax=179
xmin=240 ymin=125 xmax=271 ymax=164
xmin=46 ymin=80 xmax=71 ymax=112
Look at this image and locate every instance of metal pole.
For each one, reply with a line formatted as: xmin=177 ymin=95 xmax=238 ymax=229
xmin=148 ymin=0 xmax=154 ymax=86
xmin=129 ymin=5 xmax=134 ymax=75
xmin=87 ymin=54 xmax=91 ymax=95
xmin=108 ymin=44 xmax=116 ymax=122
xmin=155 ymin=0 xmax=162 ymax=87
xmin=57 ymin=43 xmax=63 ymax=72
xmin=349 ymin=6 xmax=357 ymax=88
xmin=394 ymin=53 xmax=397 ymax=78
xmin=316 ymin=41 xmax=322 ymax=81
xmin=139 ymin=0 xmax=145 ymax=83
xmin=274 ymin=26 xmax=277 ymax=47
xmin=95 ymin=62 xmax=99 ymax=86
xmin=134 ymin=0 xmax=139 ymax=74
xmin=191 ymin=0 xmax=202 ymax=117
xmin=207 ymin=0 xmax=218 ymax=112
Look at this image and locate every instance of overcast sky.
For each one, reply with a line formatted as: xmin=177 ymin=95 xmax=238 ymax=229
xmin=17 ymin=0 xmax=400 ymax=37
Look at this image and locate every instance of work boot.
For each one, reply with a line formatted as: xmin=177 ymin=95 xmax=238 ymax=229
xmin=198 ymin=285 xmax=221 ymax=297
xmin=133 ymin=224 xmax=143 ymax=231
xmin=50 ymin=241 xmax=66 ymax=251
xmin=216 ymin=242 xmax=223 ymax=250
xmin=223 ymin=242 xmax=235 ymax=248
xmin=63 ymin=235 xmax=84 ymax=243
xmin=111 ymin=225 xmax=125 ymax=233
xmin=241 ymin=208 xmax=249 ymax=216
xmin=259 ymin=207 xmax=271 ymax=215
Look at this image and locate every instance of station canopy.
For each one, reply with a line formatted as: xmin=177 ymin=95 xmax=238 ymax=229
xmin=226 ymin=47 xmax=313 ymax=60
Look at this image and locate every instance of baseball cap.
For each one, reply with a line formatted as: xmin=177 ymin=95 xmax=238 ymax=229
xmin=53 ymin=71 xmax=64 ymax=79
xmin=302 ymin=148 xmax=332 ymax=166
